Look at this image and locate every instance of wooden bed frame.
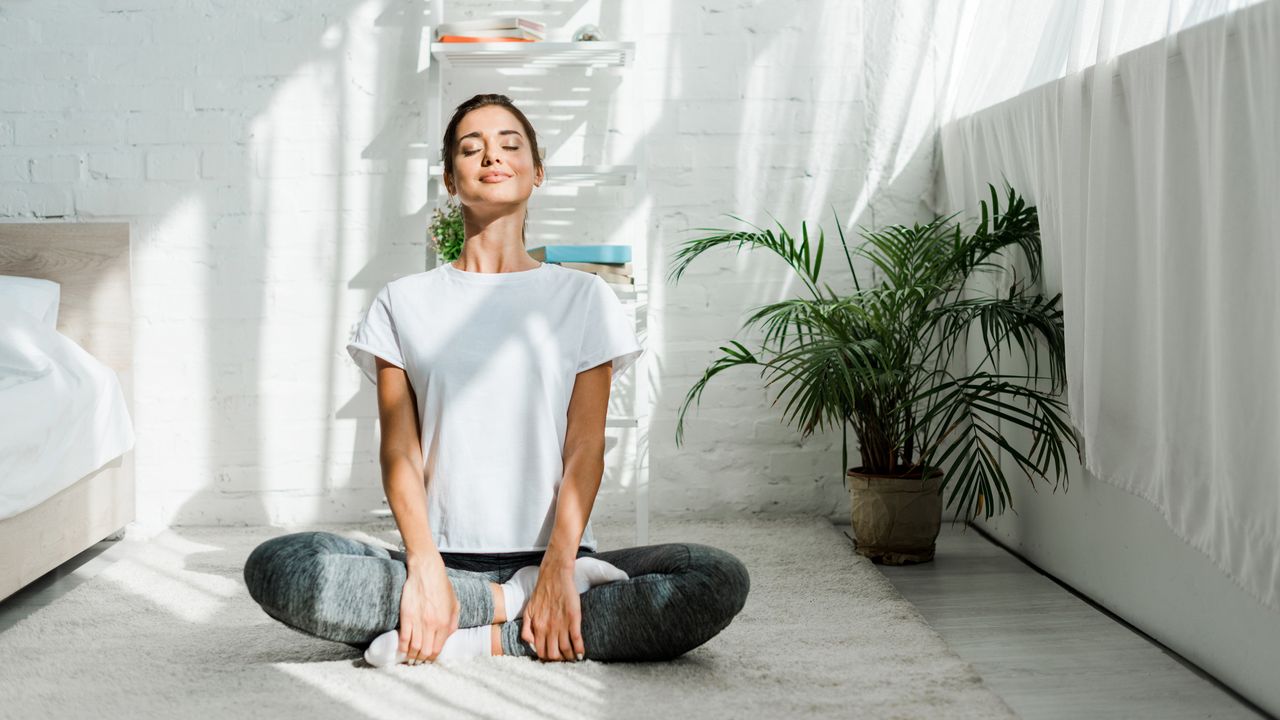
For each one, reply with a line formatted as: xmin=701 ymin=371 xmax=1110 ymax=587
xmin=0 ymin=221 xmax=134 ymax=602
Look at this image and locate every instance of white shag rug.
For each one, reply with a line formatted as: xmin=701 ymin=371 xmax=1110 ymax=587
xmin=0 ymin=514 xmax=1017 ymax=719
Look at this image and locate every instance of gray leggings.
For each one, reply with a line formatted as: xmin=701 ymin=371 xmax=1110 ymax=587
xmin=243 ymin=531 xmax=750 ymax=662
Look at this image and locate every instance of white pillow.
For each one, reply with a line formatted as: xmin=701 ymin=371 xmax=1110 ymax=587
xmin=0 ymin=299 xmax=55 ymax=392
xmin=0 ymin=275 xmax=61 ymax=329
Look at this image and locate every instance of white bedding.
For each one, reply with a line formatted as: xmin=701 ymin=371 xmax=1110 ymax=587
xmin=0 ymin=290 xmax=135 ymax=521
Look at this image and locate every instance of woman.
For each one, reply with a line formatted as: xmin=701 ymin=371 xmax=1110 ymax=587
xmin=243 ymin=93 xmax=750 ymax=666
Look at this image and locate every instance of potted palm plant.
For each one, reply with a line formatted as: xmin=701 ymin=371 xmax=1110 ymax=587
xmin=668 ymin=184 xmax=1083 ymax=564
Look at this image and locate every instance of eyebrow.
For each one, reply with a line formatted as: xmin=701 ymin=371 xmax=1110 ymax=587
xmin=458 ymin=129 xmax=524 ymax=141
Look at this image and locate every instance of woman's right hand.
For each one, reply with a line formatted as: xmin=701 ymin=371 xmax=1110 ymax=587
xmin=399 ymin=558 xmax=459 ymax=663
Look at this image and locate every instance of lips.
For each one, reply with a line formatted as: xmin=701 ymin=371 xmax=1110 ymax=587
xmin=480 ymin=172 xmax=511 ymax=182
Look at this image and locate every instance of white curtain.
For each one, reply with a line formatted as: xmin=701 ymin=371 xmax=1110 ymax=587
xmin=934 ymin=0 xmax=1280 ymax=611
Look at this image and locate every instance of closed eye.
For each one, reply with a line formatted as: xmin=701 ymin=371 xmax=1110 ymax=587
xmin=462 ymin=146 xmax=519 ymax=156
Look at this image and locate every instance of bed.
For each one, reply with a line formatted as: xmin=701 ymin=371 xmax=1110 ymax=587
xmin=0 ymin=221 xmax=135 ymax=602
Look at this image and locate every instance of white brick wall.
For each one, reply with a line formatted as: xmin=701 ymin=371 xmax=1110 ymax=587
xmin=0 ymin=0 xmax=938 ymax=530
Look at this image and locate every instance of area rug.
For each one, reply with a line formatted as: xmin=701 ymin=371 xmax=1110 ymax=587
xmin=0 ymin=513 xmax=1017 ymax=719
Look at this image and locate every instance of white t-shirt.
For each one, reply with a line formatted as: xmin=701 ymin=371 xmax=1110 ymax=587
xmin=346 ymin=261 xmax=643 ymax=553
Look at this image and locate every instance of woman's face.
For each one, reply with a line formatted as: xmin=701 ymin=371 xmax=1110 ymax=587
xmin=446 ymin=105 xmax=543 ymax=209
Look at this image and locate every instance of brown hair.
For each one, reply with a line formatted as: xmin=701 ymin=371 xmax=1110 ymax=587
xmin=441 ymin=93 xmax=544 ymax=243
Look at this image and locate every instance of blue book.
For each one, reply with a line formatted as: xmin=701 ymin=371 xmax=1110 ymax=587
xmin=528 ymin=244 xmax=631 ymax=264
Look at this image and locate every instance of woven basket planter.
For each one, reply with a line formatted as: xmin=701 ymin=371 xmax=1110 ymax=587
xmin=846 ymin=466 xmax=944 ymax=565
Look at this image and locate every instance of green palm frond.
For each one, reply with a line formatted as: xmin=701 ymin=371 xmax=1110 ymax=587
xmin=922 ymin=290 xmax=1068 ymax=395
xmin=673 ymin=340 xmax=761 ymax=447
xmin=666 ymin=183 xmax=1081 ymax=522
xmin=667 ymin=212 xmax=832 ymax=300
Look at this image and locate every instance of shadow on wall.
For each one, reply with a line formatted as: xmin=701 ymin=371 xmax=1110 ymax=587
xmin=642 ymin=0 xmax=941 ymax=522
xmin=79 ymin=0 xmax=939 ymax=528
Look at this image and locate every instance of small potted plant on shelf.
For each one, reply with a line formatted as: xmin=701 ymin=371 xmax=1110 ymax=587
xmin=667 ymin=183 xmax=1082 ymax=564
xmin=429 ymin=196 xmax=465 ymax=264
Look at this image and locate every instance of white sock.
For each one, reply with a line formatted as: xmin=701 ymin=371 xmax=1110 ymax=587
xmin=572 ymin=556 xmax=631 ymax=594
xmin=364 ymin=557 xmax=631 ymax=667
xmin=434 ymin=625 xmax=493 ymax=663
xmin=501 ymin=556 xmax=630 ymax=620
xmin=363 ymin=625 xmax=493 ymax=668
xmin=499 ymin=565 xmax=540 ymax=622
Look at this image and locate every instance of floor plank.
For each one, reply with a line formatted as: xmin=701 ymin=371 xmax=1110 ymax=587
xmin=835 ymin=520 xmax=1272 ymax=720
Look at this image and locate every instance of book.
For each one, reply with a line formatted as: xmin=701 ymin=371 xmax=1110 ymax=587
xmin=599 ymin=271 xmax=634 ymax=285
xmin=436 ymin=17 xmax=546 ymax=35
xmin=437 ymin=27 xmax=544 ymax=41
xmin=437 ymin=35 xmax=538 ymax=43
xmin=528 ymin=244 xmax=632 ymax=264
xmin=559 ymin=261 xmax=632 ymax=275
xmin=562 ymin=268 xmax=633 ymax=285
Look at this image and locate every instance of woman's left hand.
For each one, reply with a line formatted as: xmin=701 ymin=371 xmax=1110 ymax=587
xmin=520 ymin=563 xmax=584 ymax=662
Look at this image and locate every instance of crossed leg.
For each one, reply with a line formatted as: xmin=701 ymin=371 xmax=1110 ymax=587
xmin=493 ymin=542 xmax=750 ymax=661
xmin=244 ymin=531 xmax=750 ymax=663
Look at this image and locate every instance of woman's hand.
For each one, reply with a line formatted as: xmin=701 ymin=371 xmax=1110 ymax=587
xmin=520 ymin=563 xmax=585 ymax=662
xmin=399 ymin=557 xmax=460 ymax=664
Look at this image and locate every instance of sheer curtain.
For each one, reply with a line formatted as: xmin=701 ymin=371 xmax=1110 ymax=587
xmin=934 ymin=0 xmax=1280 ymax=611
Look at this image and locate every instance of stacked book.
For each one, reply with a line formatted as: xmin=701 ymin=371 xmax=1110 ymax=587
xmin=435 ymin=17 xmax=546 ymax=43
xmin=528 ymin=245 xmax=635 ymax=293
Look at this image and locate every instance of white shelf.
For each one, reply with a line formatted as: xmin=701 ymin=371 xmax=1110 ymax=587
xmin=430 ymin=40 xmax=635 ymax=69
xmin=429 ymin=164 xmax=635 ymax=187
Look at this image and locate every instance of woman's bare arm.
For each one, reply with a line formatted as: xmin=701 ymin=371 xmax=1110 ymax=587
xmin=542 ymin=360 xmax=612 ymax=571
xmin=374 ymin=356 xmax=440 ymax=570
xmin=374 ymin=356 xmax=457 ymax=663
xmin=521 ymin=360 xmax=612 ymax=661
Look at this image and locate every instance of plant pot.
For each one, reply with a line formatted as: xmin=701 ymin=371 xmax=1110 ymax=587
xmin=846 ymin=465 xmax=944 ymax=565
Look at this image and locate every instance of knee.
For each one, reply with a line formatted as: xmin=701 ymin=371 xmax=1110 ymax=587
xmin=685 ymin=543 xmax=750 ymax=624
xmin=243 ymin=531 xmax=322 ymax=608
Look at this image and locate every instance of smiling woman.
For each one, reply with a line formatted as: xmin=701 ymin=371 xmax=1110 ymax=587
xmin=243 ymin=93 xmax=751 ymax=668
xmin=442 ymin=95 xmax=546 ymax=258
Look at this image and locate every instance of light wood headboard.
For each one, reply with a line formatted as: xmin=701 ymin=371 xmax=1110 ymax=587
xmin=0 ymin=221 xmax=133 ymax=407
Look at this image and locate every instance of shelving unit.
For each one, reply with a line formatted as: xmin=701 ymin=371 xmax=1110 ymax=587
xmin=380 ymin=5 xmax=650 ymax=546
xmin=430 ymin=40 xmax=634 ymax=69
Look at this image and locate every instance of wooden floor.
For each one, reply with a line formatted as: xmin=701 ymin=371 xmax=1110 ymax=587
xmin=0 ymin=525 xmax=1273 ymax=720
xmin=835 ymin=520 xmax=1273 ymax=720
